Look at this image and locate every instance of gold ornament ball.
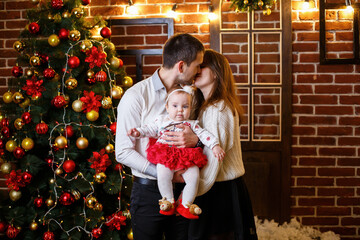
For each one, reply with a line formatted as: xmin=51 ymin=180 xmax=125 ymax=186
xmin=1 ymin=162 xmax=12 ymax=174
xmin=69 ymin=30 xmax=81 ymax=42
xmin=122 ymin=76 xmax=133 ymax=87
xmin=72 ymin=100 xmax=83 ymax=112
xmin=94 ymin=203 xmax=103 ymax=211
xmin=13 ymin=41 xmax=24 ymax=52
xmin=71 ymin=189 xmax=81 ymax=200
xmin=101 ymin=96 xmax=112 ymax=109
xmin=72 ymin=8 xmax=83 ymax=18
xmin=30 ymin=221 xmax=38 ymax=231
xmin=127 ymin=229 xmax=134 ymax=240
xmin=12 ymin=92 xmax=24 ymax=104
xmin=45 ymin=198 xmax=55 ymax=207
xmin=30 ymin=56 xmax=41 ymax=66
xmin=79 ymin=40 xmax=93 ymax=52
xmin=48 ymin=13 xmax=54 ymax=21
xmin=19 ymin=97 xmax=31 ymax=108
xmin=54 ymin=13 xmax=62 ymax=23
xmin=111 ymin=86 xmax=124 ymax=99
xmin=244 ymin=0 xmax=248 ymax=4
xmin=76 ymin=137 xmax=89 ymax=149
xmin=0 ymin=112 xmax=3 ymax=122
xmin=65 ymin=78 xmax=78 ymax=90
xmin=25 ymin=69 xmax=34 ymax=77
xmin=5 ymin=140 xmax=17 ymax=152
xmin=94 ymin=172 xmax=106 ymax=184
xmin=85 ymin=196 xmax=97 ymax=208
xmin=86 ymin=69 xmax=95 ymax=78
xmin=62 ymin=11 xmax=70 ymax=18
xmin=48 ymin=34 xmax=60 ymax=47
xmin=30 ymin=0 xmax=40 ymax=5
xmin=3 ymin=91 xmax=13 ymax=103
xmin=258 ymin=0 xmax=264 ymax=7
xmin=109 ymin=57 xmax=120 ymax=69
xmin=266 ymin=8 xmax=271 ymax=15
xmin=55 ymin=168 xmax=63 ymax=175
xmin=55 ymin=135 xmax=67 ymax=149
xmin=21 ymin=137 xmax=34 ymax=151
xmin=86 ymin=110 xmax=99 ymax=122
xmin=14 ymin=118 xmax=25 ymax=130
xmin=9 ymin=190 xmax=22 ymax=201
xmin=107 ymin=41 xmax=116 ymax=52
xmin=105 ymin=143 xmax=114 ymax=153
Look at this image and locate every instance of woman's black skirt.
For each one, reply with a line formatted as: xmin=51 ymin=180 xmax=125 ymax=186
xmin=188 ymin=177 xmax=258 ymax=240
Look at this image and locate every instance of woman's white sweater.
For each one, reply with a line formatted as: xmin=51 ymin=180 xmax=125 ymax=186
xmin=197 ymin=100 xmax=245 ymax=196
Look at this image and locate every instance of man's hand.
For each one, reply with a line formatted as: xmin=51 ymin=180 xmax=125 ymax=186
xmin=172 ymin=169 xmax=186 ymax=183
xmin=162 ymin=124 xmax=198 ymax=148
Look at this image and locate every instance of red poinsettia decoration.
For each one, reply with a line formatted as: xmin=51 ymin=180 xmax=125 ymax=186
xmin=80 ymin=91 xmax=102 ymax=113
xmin=5 ymin=170 xmax=26 ymax=191
xmin=85 ymin=46 xmax=107 ymax=69
xmin=88 ymin=149 xmax=112 ymax=173
xmin=22 ymin=75 xmax=45 ymax=98
xmin=105 ymin=211 xmax=126 ymax=231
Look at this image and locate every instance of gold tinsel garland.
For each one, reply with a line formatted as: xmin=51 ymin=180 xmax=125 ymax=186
xmin=230 ymin=0 xmax=277 ymax=15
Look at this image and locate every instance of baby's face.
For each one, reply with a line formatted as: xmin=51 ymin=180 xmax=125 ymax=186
xmin=166 ymin=92 xmax=192 ymax=121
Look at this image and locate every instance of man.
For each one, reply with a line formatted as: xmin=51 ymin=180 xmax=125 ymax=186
xmin=115 ymin=33 xmax=204 ymax=240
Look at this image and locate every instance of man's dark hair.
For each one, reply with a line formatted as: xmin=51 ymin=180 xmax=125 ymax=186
xmin=162 ymin=33 xmax=204 ymax=69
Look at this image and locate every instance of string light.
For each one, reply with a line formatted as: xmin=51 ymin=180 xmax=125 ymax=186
xmin=126 ymin=0 xmax=139 ymax=15
xmin=302 ymin=0 xmax=310 ymax=10
xmin=208 ymin=5 xmax=218 ymax=21
xmin=345 ymin=0 xmax=354 ymax=12
xmin=167 ymin=4 xmax=178 ymax=20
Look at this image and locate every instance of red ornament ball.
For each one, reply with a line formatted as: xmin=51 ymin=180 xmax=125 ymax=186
xmin=22 ymin=172 xmax=32 ymax=184
xmin=59 ymin=192 xmax=75 ymax=205
xmin=119 ymin=58 xmax=123 ymax=68
xmin=82 ymin=0 xmax=91 ymax=5
xmin=100 ymin=27 xmax=112 ymax=38
xmin=65 ymin=125 xmax=74 ymax=138
xmin=114 ymin=163 xmax=123 ymax=171
xmin=21 ymin=112 xmax=32 ymax=124
xmin=36 ymin=122 xmax=49 ymax=135
xmin=34 ymin=197 xmax=44 ymax=207
xmin=58 ymin=28 xmax=69 ymax=40
xmin=43 ymin=68 xmax=55 ymax=79
xmin=1 ymin=118 xmax=9 ymax=128
xmin=29 ymin=22 xmax=40 ymax=34
xmin=51 ymin=95 xmax=67 ymax=108
xmin=1 ymin=127 xmax=11 ymax=138
xmin=11 ymin=66 xmax=23 ymax=78
xmin=51 ymin=0 xmax=63 ymax=9
xmin=0 ymin=138 xmax=4 ymax=149
xmin=63 ymin=159 xmax=76 ymax=173
xmin=0 ymin=221 xmax=7 ymax=233
xmin=13 ymin=147 xmax=25 ymax=159
xmin=92 ymin=227 xmax=103 ymax=238
xmin=43 ymin=231 xmax=55 ymax=240
xmin=6 ymin=225 xmax=20 ymax=239
xmin=95 ymin=70 xmax=107 ymax=82
xmin=68 ymin=56 xmax=80 ymax=68
xmin=110 ymin=122 xmax=116 ymax=135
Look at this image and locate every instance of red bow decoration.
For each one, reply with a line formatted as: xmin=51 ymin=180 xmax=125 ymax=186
xmin=85 ymin=46 xmax=107 ymax=69
xmin=80 ymin=90 xmax=102 ymax=113
xmin=22 ymin=75 xmax=45 ymax=98
xmin=5 ymin=170 xmax=26 ymax=191
xmin=105 ymin=211 xmax=126 ymax=231
xmin=88 ymin=149 xmax=112 ymax=173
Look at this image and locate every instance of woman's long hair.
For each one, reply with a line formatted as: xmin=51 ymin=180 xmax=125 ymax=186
xmin=194 ymin=49 xmax=243 ymax=120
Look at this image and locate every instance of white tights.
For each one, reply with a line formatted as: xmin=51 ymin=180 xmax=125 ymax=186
xmin=157 ymin=164 xmax=199 ymax=207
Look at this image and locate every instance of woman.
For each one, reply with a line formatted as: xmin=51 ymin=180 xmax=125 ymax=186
xmin=188 ymin=49 xmax=258 ymax=240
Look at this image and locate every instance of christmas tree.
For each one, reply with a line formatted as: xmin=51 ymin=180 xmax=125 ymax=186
xmin=0 ymin=0 xmax=134 ymax=239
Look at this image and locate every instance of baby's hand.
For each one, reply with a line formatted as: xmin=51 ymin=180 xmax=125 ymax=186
xmin=212 ymin=145 xmax=225 ymax=161
xmin=127 ymin=128 xmax=140 ymax=137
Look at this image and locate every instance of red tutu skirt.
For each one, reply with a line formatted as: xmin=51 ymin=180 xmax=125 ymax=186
xmin=146 ymin=141 xmax=208 ymax=170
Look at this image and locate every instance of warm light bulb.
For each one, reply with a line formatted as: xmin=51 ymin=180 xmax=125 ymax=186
xmin=167 ymin=9 xmax=178 ymax=19
xmin=302 ymin=0 xmax=310 ymax=10
xmin=208 ymin=5 xmax=218 ymax=21
xmin=345 ymin=5 xmax=354 ymax=12
xmin=127 ymin=5 xmax=139 ymax=15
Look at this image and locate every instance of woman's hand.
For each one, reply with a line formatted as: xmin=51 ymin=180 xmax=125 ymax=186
xmin=162 ymin=124 xmax=198 ymax=148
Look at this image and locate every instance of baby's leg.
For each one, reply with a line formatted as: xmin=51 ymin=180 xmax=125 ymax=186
xmin=181 ymin=165 xmax=199 ymax=207
xmin=157 ymin=164 xmax=175 ymax=202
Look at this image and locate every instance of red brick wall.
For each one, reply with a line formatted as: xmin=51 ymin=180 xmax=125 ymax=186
xmin=1 ymin=0 xmax=359 ymax=239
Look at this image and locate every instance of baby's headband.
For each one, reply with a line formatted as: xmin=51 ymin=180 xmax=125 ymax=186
xmin=166 ymin=85 xmax=195 ymax=103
